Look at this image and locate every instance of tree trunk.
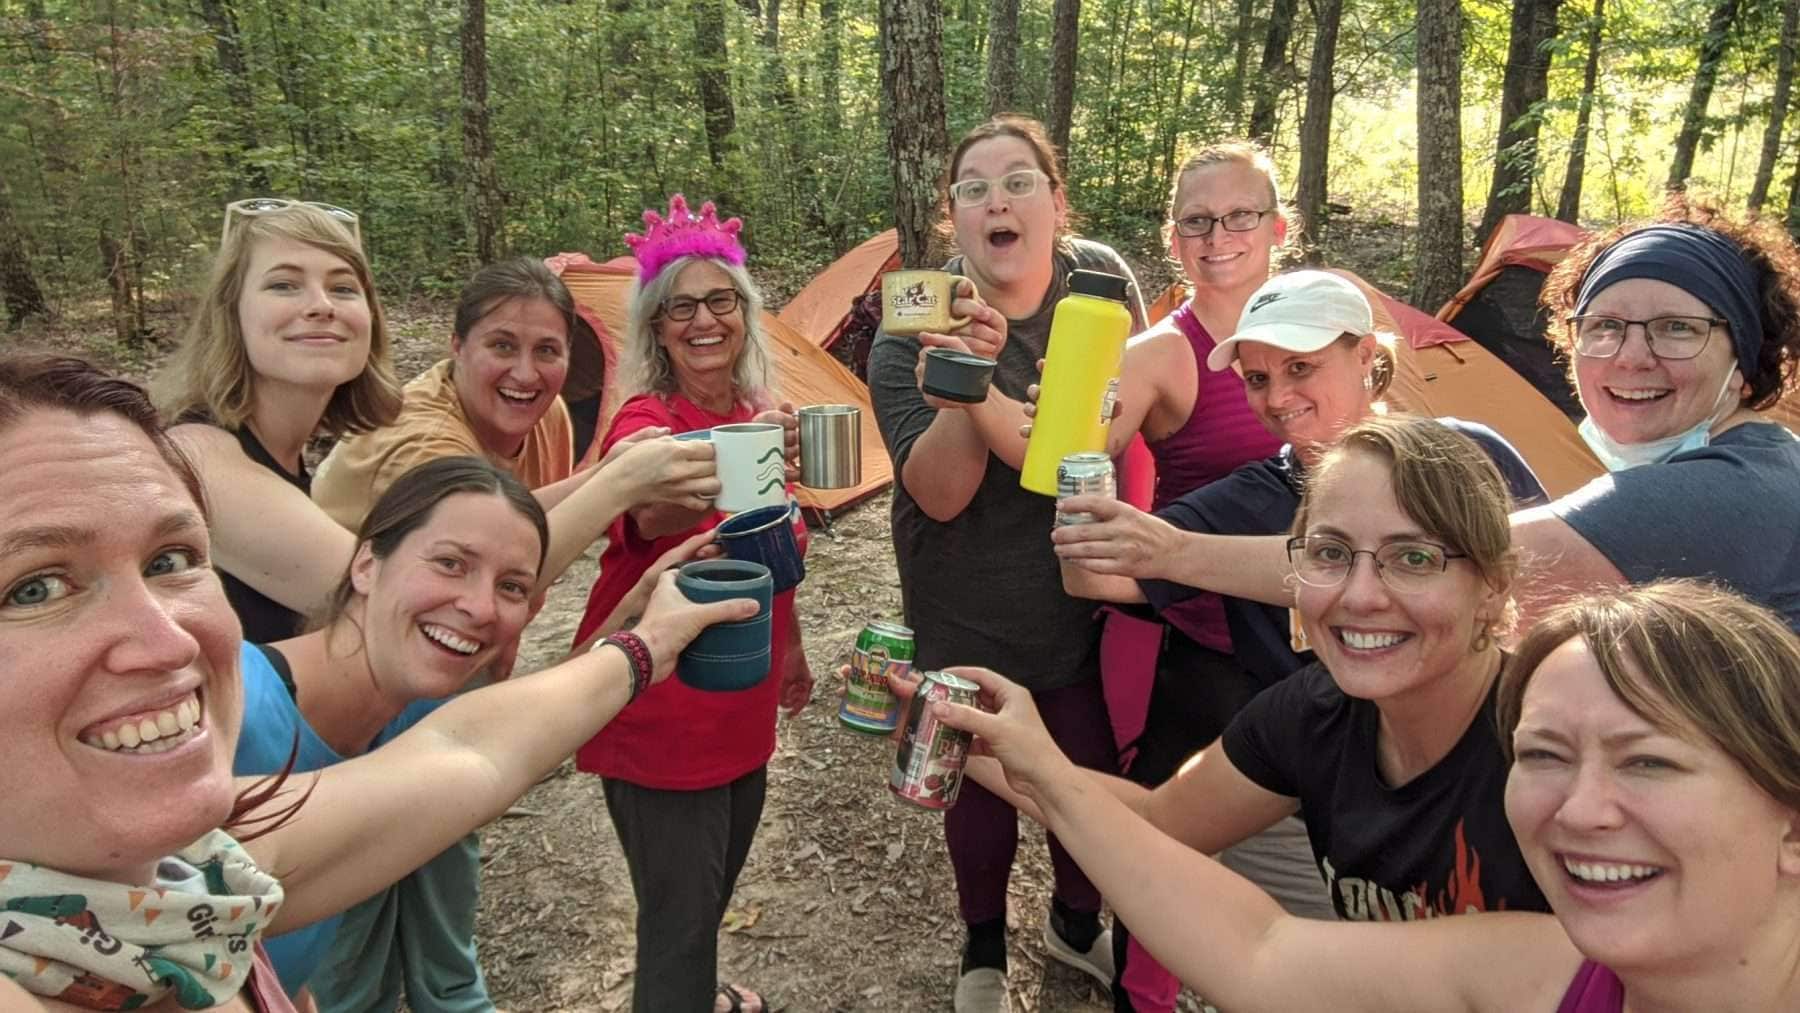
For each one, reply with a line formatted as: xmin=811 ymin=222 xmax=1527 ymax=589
xmin=0 ymin=177 xmax=48 ymax=327
xmin=195 ymin=0 xmax=268 ymax=192
xmin=1668 ymin=0 xmax=1743 ymax=190
xmin=821 ymin=0 xmax=843 ymax=131
xmin=1295 ymin=0 xmax=1343 ymax=261
xmin=1248 ymin=0 xmax=1299 ymax=144
xmin=461 ymin=0 xmax=504 ymax=263
xmin=985 ymin=0 xmax=1021 ymax=115
xmin=1476 ymin=0 xmax=1563 ymax=245
xmin=1556 ymin=0 xmax=1604 ymax=223
xmin=1413 ymin=0 xmax=1464 ymax=312
xmin=1225 ymin=0 xmax=1256 ymax=130
xmin=756 ymin=0 xmax=798 ymax=109
xmin=1749 ymin=0 xmax=1800 ymax=209
xmin=1786 ymin=149 xmax=1800 ymax=235
xmin=879 ymin=0 xmax=949 ymax=268
xmin=1047 ymin=0 xmax=1080 ymax=160
xmin=99 ymin=224 xmax=132 ymax=346
xmin=695 ymin=0 xmax=737 ymax=167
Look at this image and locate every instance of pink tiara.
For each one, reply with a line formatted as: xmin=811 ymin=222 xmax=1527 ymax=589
xmin=624 ymin=194 xmax=746 ymax=284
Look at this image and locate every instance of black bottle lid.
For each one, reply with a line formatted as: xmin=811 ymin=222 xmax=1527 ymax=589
xmin=1067 ymin=269 xmax=1129 ymax=303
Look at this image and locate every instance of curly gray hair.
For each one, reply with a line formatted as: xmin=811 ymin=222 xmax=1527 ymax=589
xmin=622 ymin=256 xmax=774 ymax=404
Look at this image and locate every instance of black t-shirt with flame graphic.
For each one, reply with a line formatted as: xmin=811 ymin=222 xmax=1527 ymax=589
xmin=1222 ymin=658 xmax=1550 ymax=920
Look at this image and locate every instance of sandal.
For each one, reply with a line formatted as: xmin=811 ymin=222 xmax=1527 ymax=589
xmin=716 ymin=983 xmax=779 ymax=1013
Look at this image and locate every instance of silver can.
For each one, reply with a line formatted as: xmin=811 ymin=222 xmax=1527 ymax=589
xmin=1055 ymin=451 xmax=1116 ymax=526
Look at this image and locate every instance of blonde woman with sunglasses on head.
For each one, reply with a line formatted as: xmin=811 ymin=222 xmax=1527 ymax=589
xmin=159 ymin=203 xmax=716 ymax=646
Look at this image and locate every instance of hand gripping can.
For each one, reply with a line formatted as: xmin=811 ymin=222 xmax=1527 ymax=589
xmin=840 ymin=621 xmax=915 ymax=734
xmin=889 ymin=670 xmax=981 ymax=809
xmin=1054 ymin=451 xmax=1116 ymax=526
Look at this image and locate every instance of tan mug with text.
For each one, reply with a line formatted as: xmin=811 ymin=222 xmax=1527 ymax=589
xmin=880 ymin=270 xmax=979 ymax=336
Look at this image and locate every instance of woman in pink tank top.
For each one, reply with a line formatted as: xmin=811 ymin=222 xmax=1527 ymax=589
xmin=944 ymin=581 xmax=1800 ymax=1012
xmin=1087 ymin=142 xmax=1331 ymax=1011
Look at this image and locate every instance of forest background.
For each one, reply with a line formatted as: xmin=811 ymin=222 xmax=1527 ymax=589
xmin=4 ymin=0 xmax=1800 ymax=349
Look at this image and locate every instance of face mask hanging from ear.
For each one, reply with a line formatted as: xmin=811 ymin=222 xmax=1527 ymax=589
xmin=1578 ymin=369 xmax=1742 ymax=472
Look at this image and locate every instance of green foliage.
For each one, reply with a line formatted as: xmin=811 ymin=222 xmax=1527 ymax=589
xmin=2 ymin=0 xmax=1798 ymax=318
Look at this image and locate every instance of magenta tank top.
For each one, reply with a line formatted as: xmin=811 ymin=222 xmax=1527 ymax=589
xmin=1555 ymin=961 xmax=1624 ymax=1013
xmin=1146 ymin=304 xmax=1284 ymax=652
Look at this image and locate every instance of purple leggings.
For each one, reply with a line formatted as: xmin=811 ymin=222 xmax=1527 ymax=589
xmin=946 ymin=675 xmax=1117 ymax=923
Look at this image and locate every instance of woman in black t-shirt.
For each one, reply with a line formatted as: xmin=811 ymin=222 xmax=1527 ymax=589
xmin=963 ymin=415 xmax=1550 ymax=922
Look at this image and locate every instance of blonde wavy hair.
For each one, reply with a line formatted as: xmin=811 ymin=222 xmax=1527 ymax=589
xmin=158 ymin=204 xmax=401 ymax=436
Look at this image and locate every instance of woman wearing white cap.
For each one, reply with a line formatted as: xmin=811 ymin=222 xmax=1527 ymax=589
xmin=1056 ymin=269 xmax=1546 ymax=686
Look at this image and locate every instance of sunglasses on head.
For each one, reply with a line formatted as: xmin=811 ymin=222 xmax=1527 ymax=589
xmin=221 ymin=198 xmax=361 ymax=245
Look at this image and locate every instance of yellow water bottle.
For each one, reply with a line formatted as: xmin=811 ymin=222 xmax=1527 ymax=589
xmin=1020 ymin=270 xmax=1133 ymax=495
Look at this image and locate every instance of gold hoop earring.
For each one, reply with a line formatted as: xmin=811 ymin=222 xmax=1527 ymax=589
xmin=1472 ymin=625 xmax=1494 ymax=654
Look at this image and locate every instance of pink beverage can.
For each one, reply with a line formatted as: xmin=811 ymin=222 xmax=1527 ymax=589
xmin=888 ymin=670 xmax=981 ymax=809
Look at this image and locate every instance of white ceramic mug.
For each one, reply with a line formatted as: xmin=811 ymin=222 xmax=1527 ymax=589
xmin=712 ymin=422 xmax=788 ymax=512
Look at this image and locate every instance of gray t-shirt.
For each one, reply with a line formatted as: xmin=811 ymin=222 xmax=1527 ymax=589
xmin=869 ymin=238 xmax=1148 ymax=690
xmin=1551 ymin=420 xmax=1800 ymax=629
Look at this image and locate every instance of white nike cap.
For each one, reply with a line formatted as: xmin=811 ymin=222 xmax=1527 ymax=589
xmin=1206 ymin=270 xmax=1375 ymax=372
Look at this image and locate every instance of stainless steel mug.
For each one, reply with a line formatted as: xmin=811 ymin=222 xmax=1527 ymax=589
xmin=798 ymin=404 xmax=862 ymax=489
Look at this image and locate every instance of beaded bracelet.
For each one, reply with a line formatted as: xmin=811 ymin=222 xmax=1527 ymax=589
xmin=598 ymin=630 xmax=655 ymax=702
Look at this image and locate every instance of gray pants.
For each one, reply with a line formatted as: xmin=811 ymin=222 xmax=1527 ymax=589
xmin=312 ymin=832 xmax=492 ymax=1013
xmin=603 ymin=766 xmax=768 ymax=1013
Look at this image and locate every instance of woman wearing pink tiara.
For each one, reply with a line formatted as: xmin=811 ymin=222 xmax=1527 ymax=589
xmin=571 ymin=195 xmax=812 ymax=1013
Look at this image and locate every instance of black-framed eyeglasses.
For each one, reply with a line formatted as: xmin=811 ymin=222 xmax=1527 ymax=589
xmin=1286 ymin=535 xmax=1467 ymax=594
xmin=1566 ymin=315 xmax=1723 ymax=360
xmin=1173 ymin=208 xmax=1273 ymax=238
xmin=222 ymin=198 xmax=360 ymax=244
xmin=659 ymin=287 xmax=741 ymax=322
xmin=948 ymin=169 xmax=1048 ymax=208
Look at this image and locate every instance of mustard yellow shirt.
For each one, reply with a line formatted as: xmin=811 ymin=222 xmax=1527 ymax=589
xmin=313 ymin=358 xmax=574 ymax=529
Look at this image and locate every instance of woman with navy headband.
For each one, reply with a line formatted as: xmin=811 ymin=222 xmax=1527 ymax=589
xmin=1052 ymin=196 xmax=1800 ymax=631
xmin=1506 ymin=197 xmax=1800 ymax=625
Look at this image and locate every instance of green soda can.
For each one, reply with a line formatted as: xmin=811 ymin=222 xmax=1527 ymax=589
xmin=839 ymin=620 xmax=915 ymax=734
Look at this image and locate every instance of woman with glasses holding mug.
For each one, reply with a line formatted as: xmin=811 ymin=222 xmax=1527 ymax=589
xmin=569 ymin=195 xmax=812 ymax=1013
xmin=1055 ymin=197 xmax=1800 ymax=632
xmin=867 ymin=115 xmax=1147 ymax=1011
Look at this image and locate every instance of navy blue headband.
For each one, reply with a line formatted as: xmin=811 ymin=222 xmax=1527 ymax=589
xmin=1574 ymin=224 xmax=1762 ymax=378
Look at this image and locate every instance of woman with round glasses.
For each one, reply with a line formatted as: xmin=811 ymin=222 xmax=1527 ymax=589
xmin=959 ymin=415 xmax=1550 ymax=931
xmin=933 ymin=575 xmax=1800 ymax=1013
xmin=569 ymin=194 xmax=811 ymax=1013
xmin=1057 ymin=197 xmax=1800 ymax=633
xmin=868 ymin=114 xmax=1148 ymax=1011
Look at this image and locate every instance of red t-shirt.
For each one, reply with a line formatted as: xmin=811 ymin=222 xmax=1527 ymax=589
xmin=573 ymin=393 xmax=804 ymax=789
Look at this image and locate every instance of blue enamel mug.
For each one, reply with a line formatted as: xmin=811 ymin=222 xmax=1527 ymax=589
xmin=673 ymin=559 xmax=774 ymax=691
xmin=716 ymin=503 xmax=806 ymax=593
